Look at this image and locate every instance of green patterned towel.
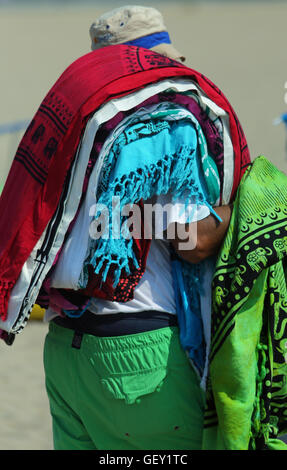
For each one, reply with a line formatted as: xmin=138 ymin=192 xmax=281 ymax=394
xmin=203 ymin=156 xmax=287 ymax=450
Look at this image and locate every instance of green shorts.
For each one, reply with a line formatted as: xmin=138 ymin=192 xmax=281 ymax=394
xmin=43 ymin=322 xmax=205 ymax=450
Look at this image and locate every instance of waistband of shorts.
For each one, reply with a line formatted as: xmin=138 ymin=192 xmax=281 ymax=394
xmin=48 ymin=320 xmax=180 ymax=354
xmin=52 ymin=309 xmax=178 ymax=337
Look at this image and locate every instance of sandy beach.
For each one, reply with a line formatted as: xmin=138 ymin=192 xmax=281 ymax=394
xmin=0 ymin=0 xmax=287 ymax=450
xmin=0 ymin=321 xmax=53 ymax=450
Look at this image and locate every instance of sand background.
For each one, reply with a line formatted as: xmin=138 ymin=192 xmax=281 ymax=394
xmin=0 ymin=0 xmax=286 ymax=450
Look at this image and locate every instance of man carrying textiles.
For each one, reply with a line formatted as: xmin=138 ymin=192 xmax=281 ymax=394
xmin=41 ymin=5 xmax=237 ymax=450
xmin=0 ymin=5 xmax=286 ymax=450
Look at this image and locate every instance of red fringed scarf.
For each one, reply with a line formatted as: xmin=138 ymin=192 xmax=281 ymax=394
xmin=0 ymin=45 xmax=250 ymax=320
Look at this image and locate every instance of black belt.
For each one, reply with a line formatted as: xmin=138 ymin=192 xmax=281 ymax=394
xmin=53 ymin=309 xmax=178 ymax=337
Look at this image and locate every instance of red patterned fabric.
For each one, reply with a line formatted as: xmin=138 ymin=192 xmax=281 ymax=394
xmin=0 ymin=45 xmax=250 ymax=320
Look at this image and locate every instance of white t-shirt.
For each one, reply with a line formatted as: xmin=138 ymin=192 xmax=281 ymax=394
xmin=89 ymin=197 xmax=210 ymax=315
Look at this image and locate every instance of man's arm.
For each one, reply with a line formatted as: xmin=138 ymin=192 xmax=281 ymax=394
xmin=168 ymin=204 xmax=233 ymax=264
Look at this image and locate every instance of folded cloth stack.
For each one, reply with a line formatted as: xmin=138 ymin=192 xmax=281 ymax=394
xmin=0 ymin=45 xmax=250 ymax=338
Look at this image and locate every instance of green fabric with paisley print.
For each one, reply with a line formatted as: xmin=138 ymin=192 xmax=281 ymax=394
xmin=202 ymin=155 xmax=287 ymax=450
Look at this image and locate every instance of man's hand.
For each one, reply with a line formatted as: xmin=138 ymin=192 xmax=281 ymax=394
xmin=169 ymin=204 xmax=233 ymax=264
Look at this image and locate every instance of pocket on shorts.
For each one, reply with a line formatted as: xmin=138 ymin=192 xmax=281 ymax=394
xmin=100 ymin=366 xmax=167 ymax=405
xmin=90 ymin=328 xmax=175 ymax=405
